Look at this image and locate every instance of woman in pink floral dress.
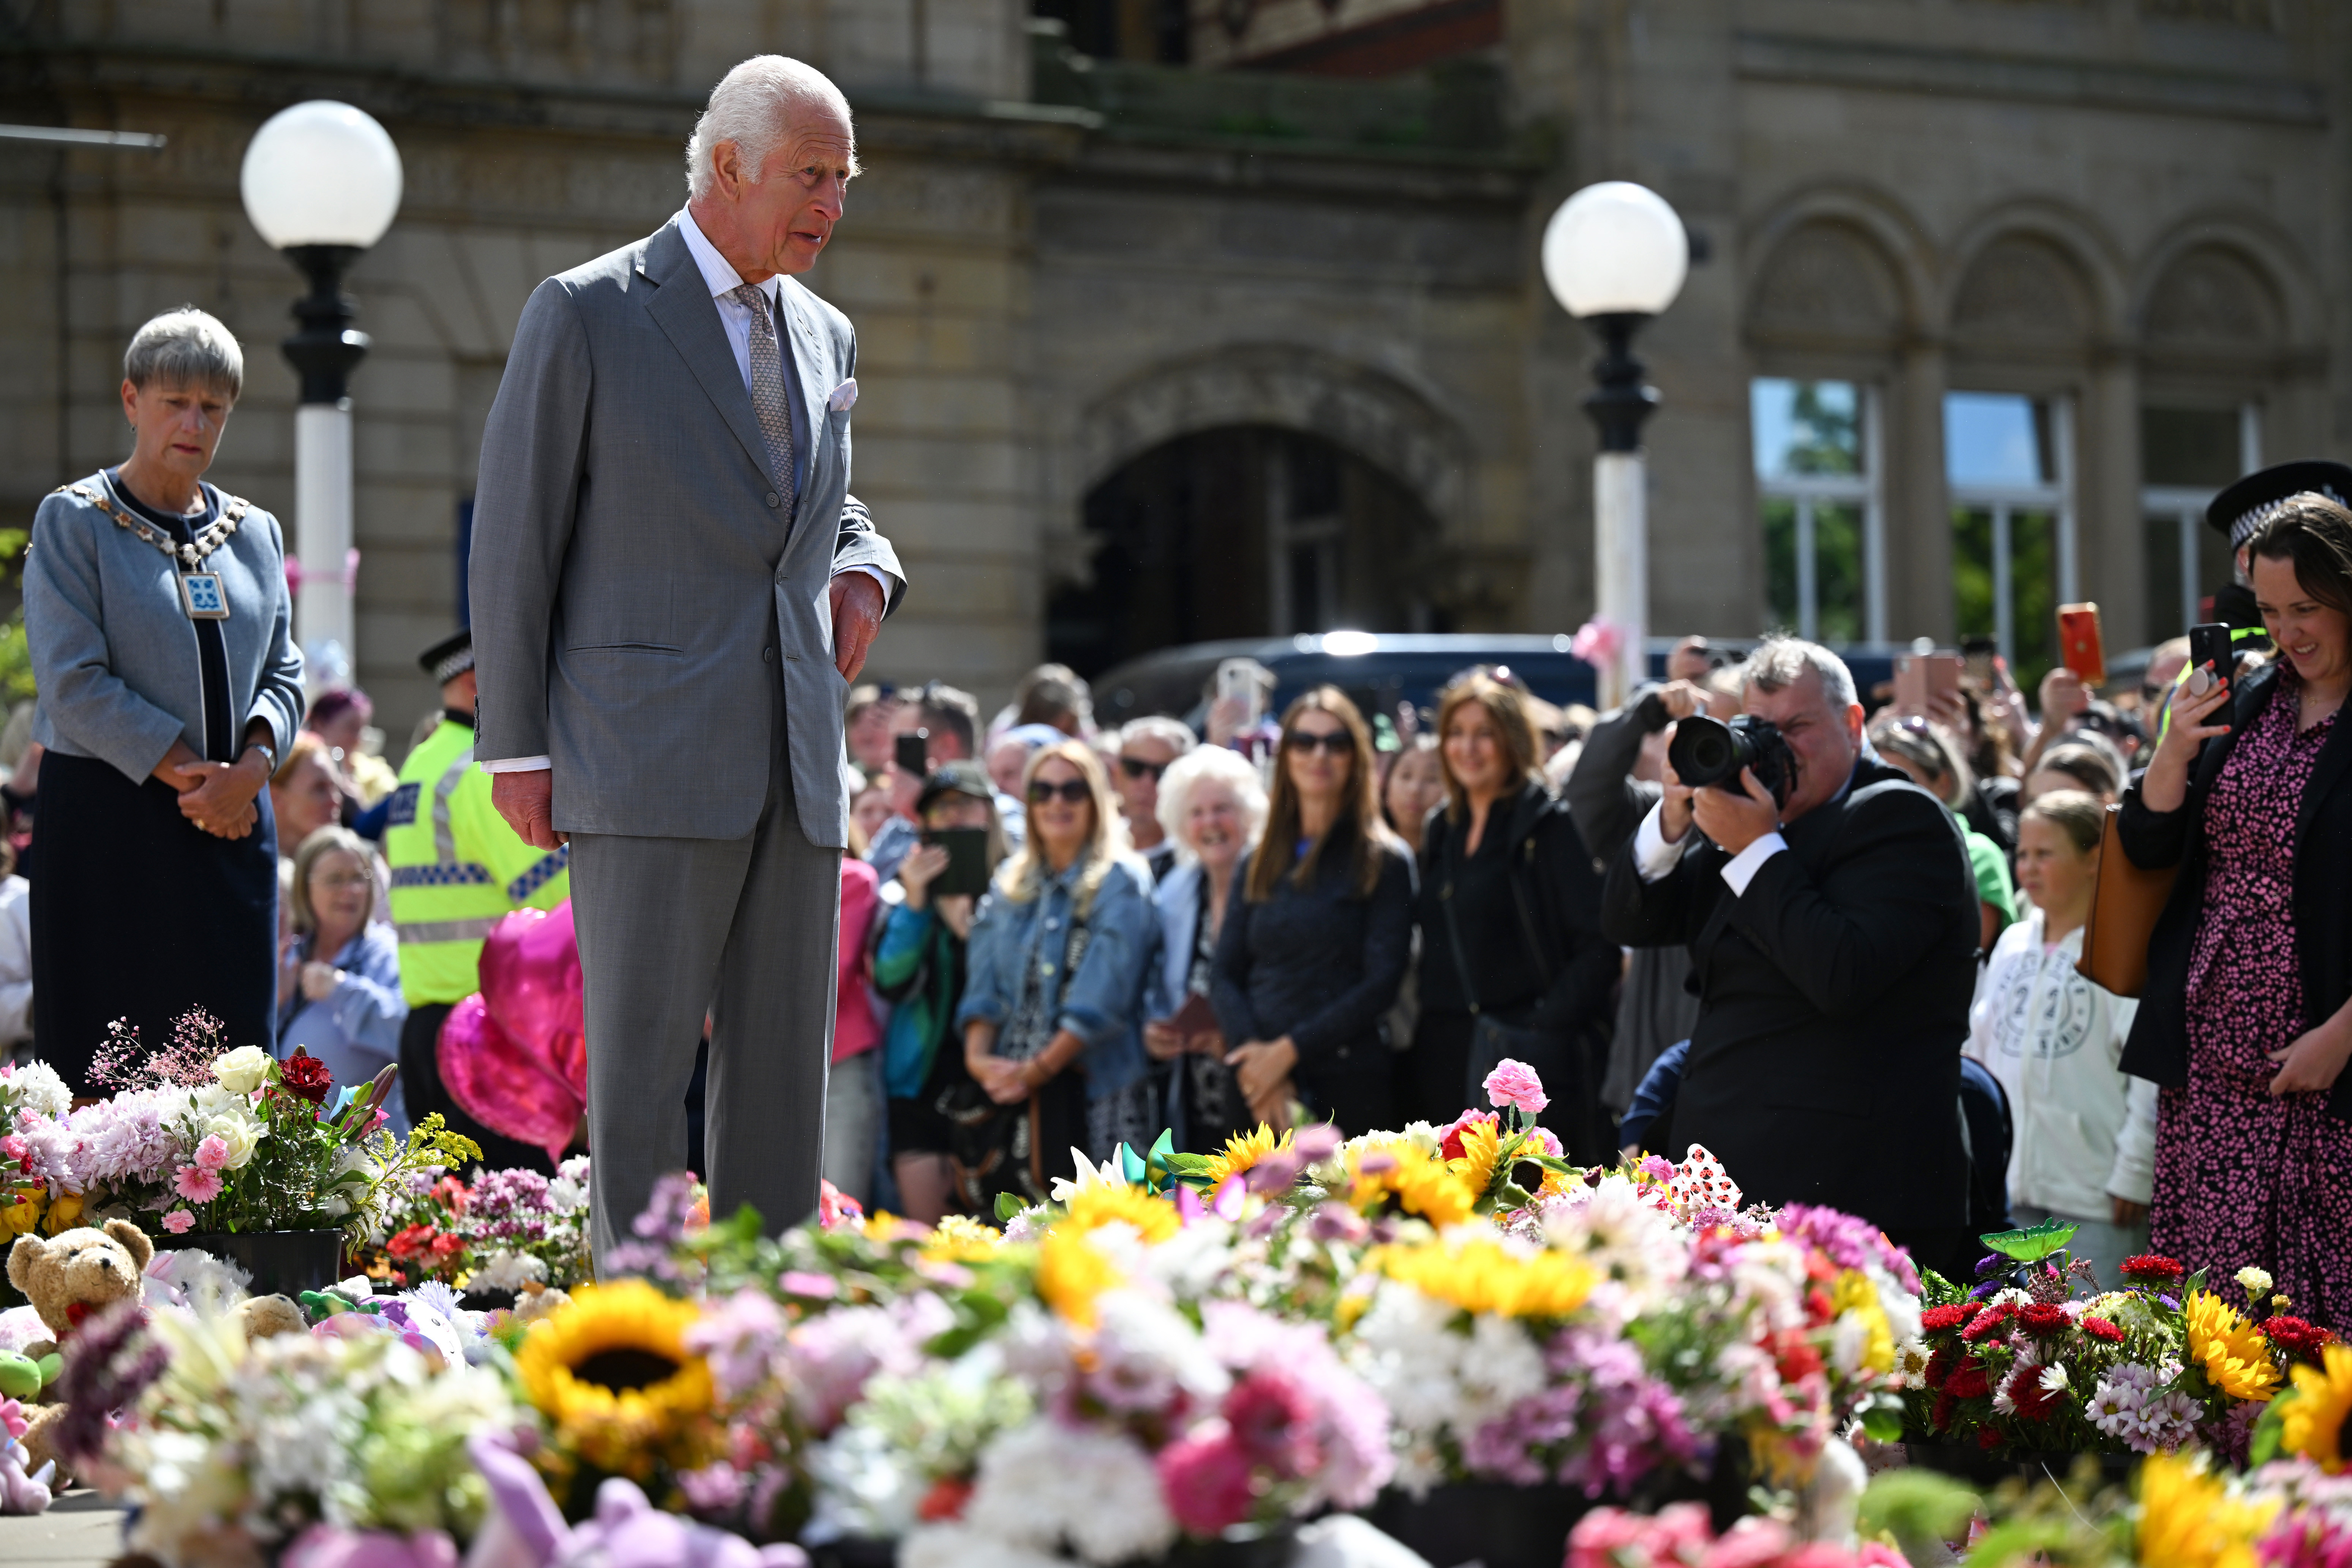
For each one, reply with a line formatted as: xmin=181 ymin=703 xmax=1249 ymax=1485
xmin=2118 ymin=485 xmax=2352 ymax=1330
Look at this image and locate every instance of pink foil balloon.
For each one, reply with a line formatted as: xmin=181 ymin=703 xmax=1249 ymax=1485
xmin=436 ymin=902 xmax=586 ymax=1161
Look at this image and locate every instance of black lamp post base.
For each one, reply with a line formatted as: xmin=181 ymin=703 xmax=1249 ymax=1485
xmin=1581 ymin=311 xmax=1658 ymax=455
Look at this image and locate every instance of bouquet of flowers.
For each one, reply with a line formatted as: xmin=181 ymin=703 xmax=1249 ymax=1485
xmin=372 ymin=1156 xmax=593 ymax=1294
xmin=1901 ymin=1225 xmax=2334 ymax=1462
xmin=0 ymin=1059 xmax=73 ymax=1238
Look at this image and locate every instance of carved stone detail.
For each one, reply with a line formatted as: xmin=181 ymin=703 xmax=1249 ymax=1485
xmin=1952 ymin=236 xmax=2093 ymax=348
xmin=2145 ymin=244 xmax=2282 ymax=350
xmin=1749 ymin=222 xmax=1903 ymax=346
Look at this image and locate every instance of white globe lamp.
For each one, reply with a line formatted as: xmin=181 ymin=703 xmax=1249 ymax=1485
xmin=1540 ymin=180 xmax=1688 ymax=321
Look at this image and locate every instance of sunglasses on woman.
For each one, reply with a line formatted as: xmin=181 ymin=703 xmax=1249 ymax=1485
xmin=1283 ymin=729 xmax=1353 ymax=756
xmin=1117 ymin=755 xmax=1168 ymax=782
xmin=1027 ymin=778 xmax=1092 ymax=805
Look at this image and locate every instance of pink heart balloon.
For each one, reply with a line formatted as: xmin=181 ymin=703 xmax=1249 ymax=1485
xmin=436 ymin=902 xmax=586 ymax=1162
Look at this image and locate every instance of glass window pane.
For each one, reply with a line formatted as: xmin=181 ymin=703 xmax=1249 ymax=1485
xmin=2144 ymin=512 xmax=2188 ymax=642
xmin=1763 ymin=496 xmax=1799 ymax=632
xmin=2011 ymin=510 xmax=2057 ymax=691
xmin=1815 ymin=502 xmax=1866 ymax=644
xmin=1753 ymin=379 xmax=1862 ymax=481
xmin=1945 ymin=392 xmax=2050 ymax=487
xmin=1954 ymin=508 xmax=1997 ymax=644
xmin=2141 ymin=407 xmax=2240 ymax=489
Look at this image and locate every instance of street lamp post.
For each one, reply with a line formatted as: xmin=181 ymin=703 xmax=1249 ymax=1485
xmin=239 ymin=101 xmax=403 ymax=677
xmin=1541 ymin=181 xmax=1689 ymax=710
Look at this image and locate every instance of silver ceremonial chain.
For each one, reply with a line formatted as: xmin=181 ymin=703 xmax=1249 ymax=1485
xmin=58 ymin=478 xmax=251 ymax=571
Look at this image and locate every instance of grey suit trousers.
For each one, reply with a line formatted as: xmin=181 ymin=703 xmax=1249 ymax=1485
xmin=570 ymin=679 xmax=841 ymax=1267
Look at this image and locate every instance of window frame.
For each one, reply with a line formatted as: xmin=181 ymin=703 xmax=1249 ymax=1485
xmin=2140 ymin=402 xmax=2261 ymax=639
xmin=1752 ymin=379 xmax=1888 ymax=643
xmin=1944 ymin=390 xmax=2077 ymax=667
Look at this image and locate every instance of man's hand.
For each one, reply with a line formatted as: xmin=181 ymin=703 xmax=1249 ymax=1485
xmin=1657 ymin=680 xmax=1709 ymax=722
xmin=2110 ymin=1195 xmax=2150 ymax=1227
xmin=1658 ymin=759 xmax=1696 ymax=844
xmin=1690 ymin=767 xmax=1781 ymax=857
xmin=492 ymin=769 xmax=566 ymax=850
xmin=830 ymin=571 xmax=885 ymax=681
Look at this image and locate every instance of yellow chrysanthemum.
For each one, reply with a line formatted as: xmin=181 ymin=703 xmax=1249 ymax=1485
xmin=1832 ymin=1269 xmax=1895 ymax=1376
xmin=2137 ymin=1452 xmax=2281 ymax=1568
xmin=1445 ymin=1119 xmax=1505 ymax=1197
xmin=1203 ymin=1125 xmax=1290 ymax=1189
xmin=1036 ymin=1228 xmax=1121 ymax=1329
xmin=1380 ymin=1238 xmax=1596 ymax=1320
xmin=922 ymin=1214 xmax=1004 ymax=1263
xmin=2281 ymin=1342 xmax=2352 ymax=1474
xmin=1346 ymin=1140 xmax=1478 ymax=1228
xmin=862 ymin=1211 xmax=913 ymax=1244
xmin=2186 ymin=1291 xmax=2281 ymax=1402
xmin=40 ymin=1191 xmax=82 ymax=1235
xmin=514 ymin=1279 xmax=713 ymax=1478
xmin=1062 ymin=1181 xmax=1181 ymax=1244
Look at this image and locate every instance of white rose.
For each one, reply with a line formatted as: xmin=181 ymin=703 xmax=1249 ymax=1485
xmin=213 ymin=1046 xmax=272 ymax=1095
xmin=205 ymin=1113 xmax=263 ymax=1170
xmin=5 ymin=1061 xmax=70 ymax=1119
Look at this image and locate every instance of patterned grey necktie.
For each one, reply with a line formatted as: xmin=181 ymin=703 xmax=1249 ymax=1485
xmin=729 ymin=281 xmax=797 ymax=516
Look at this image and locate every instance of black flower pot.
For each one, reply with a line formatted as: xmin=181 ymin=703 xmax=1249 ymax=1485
xmin=1367 ymin=1484 xmax=1595 ymax=1568
xmin=1159 ymin=1522 xmax=1299 ymax=1568
xmin=1905 ymin=1440 xmax=2135 ymax=1489
xmin=156 ymin=1228 xmax=345 ymax=1298
xmin=810 ymin=1540 xmax=896 ymax=1568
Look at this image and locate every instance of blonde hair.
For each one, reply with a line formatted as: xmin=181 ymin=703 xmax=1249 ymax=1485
xmin=272 ymin=730 xmax=334 ymax=787
xmin=290 ymin=825 xmax=375 ymax=936
xmin=2020 ymin=789 xmax=2105 ymax=857
xmin=993 ymin=740 xmax=1127 ymax=917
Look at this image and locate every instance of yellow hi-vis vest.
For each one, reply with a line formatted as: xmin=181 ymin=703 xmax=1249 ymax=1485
xmin=383 ymin=714 xmax=571 ymax=1007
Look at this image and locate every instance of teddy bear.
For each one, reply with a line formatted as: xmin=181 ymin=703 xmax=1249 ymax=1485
xmin=4 ymin=1219 xmax=152 ymax=1483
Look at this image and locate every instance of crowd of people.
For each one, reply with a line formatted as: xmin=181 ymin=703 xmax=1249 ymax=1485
xmin=16 ymin=303 xmax=2352 ymax=1329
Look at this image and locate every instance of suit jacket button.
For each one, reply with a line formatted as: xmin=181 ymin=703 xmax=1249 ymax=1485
xmin=765 ymin=491 xmax=781 ymax=507
xmin=763 ymin=646 xmax=775 ymax=663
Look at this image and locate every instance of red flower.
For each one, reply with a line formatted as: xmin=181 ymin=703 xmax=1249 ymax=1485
xmin=386 ymin=1223 xmax=436 ymax=1261
xmin=280 ymin=1048 xmax=334 ymax=1105
xmin=1436 ymin=1111 xmax=1498 ymax=1163
xmin=1976 ymin=1427 xmax=2003 ymax=1452
xmin=2010 ymin=1368 xmax=2066 ymax=1421
xmin=1924 ymin=1346 xmax=1957 ymax=1389
xmin=2018 ymin=1303 xmax=2072 ymax=1337
xmin=2080 ymin=1316 xmax=2125 ymax=1344
xmin=1945 ymin=1358 xmax=1991 ymax=1400
xmin=1920 ymin=1304 xmax=1972 ymax=1333
xmin=1931 ymin=1390 xmax=1958 ymax=1432
xmin=429 ymin=1232 xmax=465 ymax=1259
xmin=917 ymin=1476 xmax=972 ymax=1523
xmin=1961 ymin=1304 xmax=2013 ymax=1342
xmin=2262 ymin=1316 xmax=2334 ymax=1365
xmin=2120 ymin=1254 xmax=2186 ymax=1286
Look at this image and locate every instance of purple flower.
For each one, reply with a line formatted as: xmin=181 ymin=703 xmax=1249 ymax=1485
xmin=1778 ymin=1203 xmax=1921 ymax=1295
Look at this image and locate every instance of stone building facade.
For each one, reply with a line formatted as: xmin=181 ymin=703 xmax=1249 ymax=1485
xmin=2 ymin=0 xmax=2344 ymax=739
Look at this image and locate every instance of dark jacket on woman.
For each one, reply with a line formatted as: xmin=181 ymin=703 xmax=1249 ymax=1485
xmin=1413 ymin=781 xmax=1620 ymax=1150
xmin=2118 ymin=661 xmax=2352 ymax=1122
xmin=1211 ymin=828 xmax=1413 ymax=1136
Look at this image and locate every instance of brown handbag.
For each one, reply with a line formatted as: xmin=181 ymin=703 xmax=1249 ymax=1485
xmin=2076 ymin=803 xmax=2178 ymax=997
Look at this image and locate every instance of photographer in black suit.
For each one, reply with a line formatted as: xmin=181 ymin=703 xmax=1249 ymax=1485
xmin=1601 ymin=639 xmax=1979 ymax=1279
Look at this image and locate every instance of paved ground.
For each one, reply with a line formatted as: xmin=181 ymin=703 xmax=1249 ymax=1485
xmin=0 ymin=1491 xmax=130 ymax=1566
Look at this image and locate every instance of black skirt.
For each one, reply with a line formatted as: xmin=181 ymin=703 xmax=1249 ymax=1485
xmin=31 ymin=752 xmax=278 ymax=1090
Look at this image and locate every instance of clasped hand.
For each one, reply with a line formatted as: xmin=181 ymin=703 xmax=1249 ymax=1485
xmin=161 ymin=745 xmax=264 ymax=839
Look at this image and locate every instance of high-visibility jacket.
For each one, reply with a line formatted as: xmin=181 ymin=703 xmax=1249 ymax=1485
xmin=384 ymin=713 xmax=570 ymax=1007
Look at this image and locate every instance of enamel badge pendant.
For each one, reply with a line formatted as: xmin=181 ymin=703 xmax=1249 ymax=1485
xmin=179 ymin=571 xmax=230 ymax=620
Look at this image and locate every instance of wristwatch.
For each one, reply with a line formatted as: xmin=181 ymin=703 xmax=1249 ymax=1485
xmin=248 ymin=738 xmax=279 ymax=774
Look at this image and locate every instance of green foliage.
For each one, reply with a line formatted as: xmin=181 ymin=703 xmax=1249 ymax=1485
xmin=1857 ymin=1467 xmax=1982 ymax=1554
xmin=1980 ymin=1216 xmax=2079 ymax=1264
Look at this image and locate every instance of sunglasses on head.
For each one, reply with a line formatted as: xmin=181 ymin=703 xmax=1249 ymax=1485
xmin=1117 ymin=755 xmax=1168 ymax=782
xmin=1284 ymin=729 xmax=1353 ymax=756
xmin=1027 ymin=778 xmax=1092 ymax=805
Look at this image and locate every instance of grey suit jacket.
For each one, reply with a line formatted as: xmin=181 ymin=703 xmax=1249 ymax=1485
xmin=469 ymin=217 xmax=904 ymax=846
xmin=26 ymin=476 xmax=305 ymax=784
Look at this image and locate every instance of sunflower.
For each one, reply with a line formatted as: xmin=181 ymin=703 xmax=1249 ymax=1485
xmin=2186 ymin=1291 xmax=2281 ymax=1402
xmin=2280 ymin=1342 xmax=2352 ymax=1474
xmin=1444 ymin=1118 xmax=1505 ymax=1197
xmin=514 ymin=1280 xmax=714 ymax=1478
xmin=2136 ymin=1452 xmax=2279 ymax=1568
xmin=1203 ymin=1125 xmax=1290 ymax=1189
xmin=922 ymin=1214 xmax=1004 ymax=1263
xmin=1036 ymin=1228 xmax=1121 ymax=1328
xmin=1345 ymin=1140 xmax=1478 ymax=1228
xmin=1380 ymin=1238 xmax=1595 ymax=1320
xmin=1062 ymin=1181 xmax=1181 ymax=1244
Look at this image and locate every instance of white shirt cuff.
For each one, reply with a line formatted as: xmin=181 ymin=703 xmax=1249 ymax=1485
xmin=835 ymin=565 xmax=890 ymax=597
xmin=1719 ymin=832 xmax=1788 ymax=896
xmin=480 ymin=756 xmax=551 ymax=773
xmin=1632 ymin=800 xmax=1692 ymax=884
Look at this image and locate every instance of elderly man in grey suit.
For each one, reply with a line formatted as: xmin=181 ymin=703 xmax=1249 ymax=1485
xmin=469 ymin=56 xmax=903 ymax=1265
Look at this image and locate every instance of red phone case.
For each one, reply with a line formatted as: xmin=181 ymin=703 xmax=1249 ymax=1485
xmin=2058 ymin=604 xmax=2105 ymax=686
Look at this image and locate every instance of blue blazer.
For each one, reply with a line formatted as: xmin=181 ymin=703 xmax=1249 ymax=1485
xmin=27 ymin=474 xmax=304 ymax=783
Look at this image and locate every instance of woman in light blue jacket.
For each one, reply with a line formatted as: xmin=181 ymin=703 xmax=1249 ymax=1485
xmin=27 ymin=309 xmax=303 ymax=1087
xmin=956 ymin=740 xmax=1159 ymax=1201
xmin=1144 ymin=745 xmax=1268 ymax=1155
xmin=277 ymin=826 xmax=410 ymax=1134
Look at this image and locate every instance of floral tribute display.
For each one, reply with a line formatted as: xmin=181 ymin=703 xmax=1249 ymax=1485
xmin=45 ymin=1051 xmax=2352 ymax=1568
xmin=1900 ymin=1220 xmax=2336 ymax=1463
xmin=5 ymin=1020 xmax=477 ymax=1250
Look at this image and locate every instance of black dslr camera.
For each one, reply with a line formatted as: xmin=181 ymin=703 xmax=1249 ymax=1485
xmin=1666 ymin=714 xmax=1796 ymax=808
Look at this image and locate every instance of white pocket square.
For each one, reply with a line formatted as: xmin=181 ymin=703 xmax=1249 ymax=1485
xmin=828 ymin=378 xmax=858 ymax=412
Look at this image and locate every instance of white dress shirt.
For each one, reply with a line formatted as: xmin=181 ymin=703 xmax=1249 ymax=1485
xmin=1633 ymin=803 xmax=1787 ymax=896
xmin=482 ymin=207 xmax=884 ymax=775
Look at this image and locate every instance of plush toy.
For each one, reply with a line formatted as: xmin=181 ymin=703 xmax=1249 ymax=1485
xmin=4 ymin=1219 xmax=153 ymax=1483
xmin=234 ymin=1295 xmax=309 ymax=1342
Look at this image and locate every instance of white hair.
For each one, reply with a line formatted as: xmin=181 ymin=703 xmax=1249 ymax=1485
xmin=1155 ymin=745 xmax=1269 ymax=865
xmin=685 ymin=56 xmax=858 ymax=199
xmin=1118 ymin=715 xmax=1197 ymax=758
xmin=1740 ymin=636 xmax=1859 ymax=711
xmin=124 ymin=306 xmax=243 ymax=399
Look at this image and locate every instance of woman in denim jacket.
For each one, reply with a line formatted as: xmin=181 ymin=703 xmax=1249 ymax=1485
xmin=956 ymin=739 xmax=1159 ymax=1197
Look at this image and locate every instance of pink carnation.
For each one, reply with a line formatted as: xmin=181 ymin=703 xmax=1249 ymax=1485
xmin=1156 ymin=1426 xmax=1256 ymax=1537
xmin=1483 ymin=1058 xmax=1549 ymax=1115
xmin=193 ymin=1134 xmax=231 ymax=1173
xmin=172 ymin=1165 xmax=222 ymax=1203
xmin=161 ymin=1209 xmax=196 ymax=1234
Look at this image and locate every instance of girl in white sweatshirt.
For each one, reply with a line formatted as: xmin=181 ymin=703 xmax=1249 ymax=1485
xmin=1964 ymin=789 xmax=2159 ymax=1287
